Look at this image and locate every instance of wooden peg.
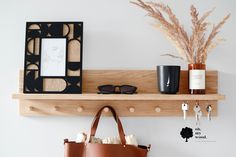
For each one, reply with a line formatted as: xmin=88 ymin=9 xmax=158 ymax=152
xmin=155 ymin=107 xmax=161 ymax=113
xmin=27 ymin=106 xmax=34 ymax=112
xmin=53 ymin=106 xmax=59 ymax=111
xmin=77 ymin=106 xmax=84 ymax=112
xmin=129 ymin=107 xmax=135 ymax=113
xmin=103 ymin=107 xmax=109 ymax=113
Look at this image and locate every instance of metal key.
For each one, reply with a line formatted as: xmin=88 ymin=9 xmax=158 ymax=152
xmin=181 ymin=102 xmax=189 ymax=120
xmin=197 ymin=110 xmax=202 ymax=125
xmin=193 ymin=103 xmax=201 ymax=125
xmin=206 ymin=105 xmax=212 ymax=121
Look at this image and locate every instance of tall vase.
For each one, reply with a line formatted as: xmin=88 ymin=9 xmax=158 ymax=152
xmin=188 ymin=63 xmax=206 ymax=94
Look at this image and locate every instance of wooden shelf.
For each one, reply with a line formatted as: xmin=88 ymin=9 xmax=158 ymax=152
xmin=12 ymin=93 xmax=224 ymax=117
xmin=12 ymin=93 xmax=225 ymax=101
xmin=13 ymin=70 xmax=225 ymax=116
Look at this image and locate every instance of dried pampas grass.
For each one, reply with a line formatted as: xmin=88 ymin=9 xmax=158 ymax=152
xmin=131 ymin=0 xmax=230 ymax=63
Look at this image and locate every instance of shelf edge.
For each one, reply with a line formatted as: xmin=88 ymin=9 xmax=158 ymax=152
xmin=12 ymin=93 xmax=225 ymax=101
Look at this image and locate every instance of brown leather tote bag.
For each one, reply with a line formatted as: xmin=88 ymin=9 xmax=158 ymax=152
xmin=64 ymin=106 xmax=150 ymax=157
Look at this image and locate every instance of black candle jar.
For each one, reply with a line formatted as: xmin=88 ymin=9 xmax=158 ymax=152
xmin=157 ymin=65 xmax=181 ymax=94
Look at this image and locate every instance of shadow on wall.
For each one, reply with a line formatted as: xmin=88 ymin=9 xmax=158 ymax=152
xmin=218 ymin=71 xmax=236 ymax=96
xmin=153 ymin=144 xmax=192 ymax=157
xmin=218 ymin=71 xmax=236 ymax=116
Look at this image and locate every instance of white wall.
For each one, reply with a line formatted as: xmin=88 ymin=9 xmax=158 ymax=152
xmin=0 ymin=0 xmax=236 ymax=157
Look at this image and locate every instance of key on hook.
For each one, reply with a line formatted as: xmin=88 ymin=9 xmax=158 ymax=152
xmin=181 ymin=102 xmax=189 ymax=120
xmin=206 ymin=105 xmax=212 ymax=121
xmin=193 ymin=103 xmax=201 ymax=125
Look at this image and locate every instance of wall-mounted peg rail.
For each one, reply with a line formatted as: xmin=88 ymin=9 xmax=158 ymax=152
xmin=12 ymin=94 xmax=222 ymax=116
xmin=12 ymin=70 xmax=225 ymax=116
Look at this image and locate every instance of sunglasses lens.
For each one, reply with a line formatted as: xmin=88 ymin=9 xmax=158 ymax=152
xmin=98 ymin=85 xmax=137 ymax=94
xmin=98 ymin=85 xmax=115 ymax=93
xmin=119 ymin=85 xmax=137 ymax=94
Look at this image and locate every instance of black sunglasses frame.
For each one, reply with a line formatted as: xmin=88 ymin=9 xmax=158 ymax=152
xmin=97 ymin=85 xmax=137 ymax=94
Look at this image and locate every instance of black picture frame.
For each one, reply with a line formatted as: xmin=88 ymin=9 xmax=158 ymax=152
xmin=23 ymin=22 xmax=83 ymax=94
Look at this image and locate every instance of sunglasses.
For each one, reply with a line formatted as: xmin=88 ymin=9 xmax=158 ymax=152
xmin=97 ymin=85 xmax=137 ymax=94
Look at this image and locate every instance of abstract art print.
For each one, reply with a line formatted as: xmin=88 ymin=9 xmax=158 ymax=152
xmin=23 ymin=22 xmax=83 ymax=93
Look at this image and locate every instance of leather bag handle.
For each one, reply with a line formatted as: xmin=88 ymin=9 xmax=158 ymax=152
xmin=88 ymin=106 xmax=126 ymax=145
xmin=90 ymin=106 xmax=118 ymax=136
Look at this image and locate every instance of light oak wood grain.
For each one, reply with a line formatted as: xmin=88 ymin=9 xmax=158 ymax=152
xmin=15 ymin=70 xmax=223 ymax=116
xmin=18 ymin=99 xmax=218 ymax=117
xmin=13 ymin=93 xmax=225 ymax=101
xmin=19 ymin=70 xmax=218 ymax=94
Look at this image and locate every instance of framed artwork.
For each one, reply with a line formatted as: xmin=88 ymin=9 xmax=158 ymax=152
xmin=23 ymin=22 xmax=83 ymax=93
